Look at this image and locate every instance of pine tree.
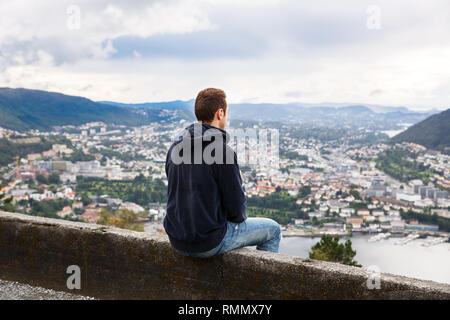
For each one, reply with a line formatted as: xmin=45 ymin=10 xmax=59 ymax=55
xmin=0 ymin=190 xmax=13 ymax=209
xmin=309 ymin=235 xmax=361 ymax=267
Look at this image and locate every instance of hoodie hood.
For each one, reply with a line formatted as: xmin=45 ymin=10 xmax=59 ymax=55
xmin=174 ymin=122 xmax=230 ymax=145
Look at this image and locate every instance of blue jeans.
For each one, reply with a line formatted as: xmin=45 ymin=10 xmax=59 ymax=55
xmin=174 ymin=217 xmax=282 ymax=258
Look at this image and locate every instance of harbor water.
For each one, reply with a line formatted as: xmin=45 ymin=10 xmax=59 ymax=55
xmin=278 ymin=234 xmax=450 ymax=284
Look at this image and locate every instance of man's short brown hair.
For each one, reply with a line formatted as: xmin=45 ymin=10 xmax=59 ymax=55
xmin=194 ymin=88 xmax=227 ymax=123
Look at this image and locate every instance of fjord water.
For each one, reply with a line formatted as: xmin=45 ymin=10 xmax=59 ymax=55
xmin=278 ymin=235 xmax=450 ymax=284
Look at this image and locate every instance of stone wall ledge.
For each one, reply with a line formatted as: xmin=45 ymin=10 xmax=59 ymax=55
xmin=1 ymin=211 xmax=449 ymax=299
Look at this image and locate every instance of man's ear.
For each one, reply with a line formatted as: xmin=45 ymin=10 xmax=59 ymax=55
xmin=217 ymin=108 xmax=224 ymax=120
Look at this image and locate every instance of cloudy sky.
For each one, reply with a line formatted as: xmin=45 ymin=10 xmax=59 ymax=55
xmin=0 ymin=0 xmax=449 ymax=110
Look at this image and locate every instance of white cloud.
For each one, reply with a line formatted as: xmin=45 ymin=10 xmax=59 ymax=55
xmin=0 ymin=0 xmax=449 ymax=109
xmin=0 ymin=0 xmax=215 ymax=63
xmin=98 ymin=2 xmax=214 ymax=38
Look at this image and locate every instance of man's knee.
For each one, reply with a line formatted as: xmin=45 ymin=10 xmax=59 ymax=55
xmin=265 ymin=218 xmax=281 ymax=239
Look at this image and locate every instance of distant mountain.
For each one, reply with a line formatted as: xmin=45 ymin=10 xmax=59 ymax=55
xmin=100 ymin=98 xmax=437 ymax=130
xmin=391 ymin=108 xmax=450 ymax=152
xmin=365 ymin=105 xmax=411 ymax=113
xmin=1 ymin=87 xmax=436 ymax=132
xmin=225 ymin=103 xmax=434 ymax=129
xmin=276 ymin=102 xmax=413 ymax=114
xmin=0 ymin=88 xmax=193 ymax=131
xmin=99 ymin=99 xmax=422 ymax=115
xmin=98 ymin=99 xmax=195 ymax=110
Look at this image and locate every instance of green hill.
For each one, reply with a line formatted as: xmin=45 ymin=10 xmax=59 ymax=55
xmin=0 ymin=88 xmax=155 ymax=131
xmin=0 ymin=136 xmax=71 ymax=166
xmin=391 ymin=108 xmax=450 ymax=153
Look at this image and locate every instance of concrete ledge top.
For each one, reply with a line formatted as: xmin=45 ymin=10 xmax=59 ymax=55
xmin=1 ymin=211 xmax=449 ymax=299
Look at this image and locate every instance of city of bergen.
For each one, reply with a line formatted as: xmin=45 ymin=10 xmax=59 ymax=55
xmin=1 ymin=91 xmax=449 ymax=286
xmin=1 ymin=0 xmax=450 ymax=305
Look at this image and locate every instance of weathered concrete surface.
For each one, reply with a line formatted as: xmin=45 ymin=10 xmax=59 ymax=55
xmin=0 ymin=279 xmax=94 ymax=300
xmin=0 ymin=211 xmax=449 ymax=300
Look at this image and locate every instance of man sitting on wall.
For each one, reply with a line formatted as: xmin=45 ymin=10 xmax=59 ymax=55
xmin=163 ymin=88 xmax=281 ymax=258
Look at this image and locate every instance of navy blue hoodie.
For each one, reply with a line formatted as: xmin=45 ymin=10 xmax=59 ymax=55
xmin=163 ymin=123 xmax=247 ymax=253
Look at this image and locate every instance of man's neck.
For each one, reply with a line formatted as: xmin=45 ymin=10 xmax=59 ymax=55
xmin=203 ymin=120 xmax=224 ymax=131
